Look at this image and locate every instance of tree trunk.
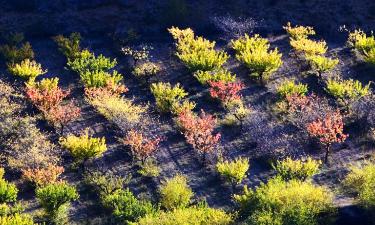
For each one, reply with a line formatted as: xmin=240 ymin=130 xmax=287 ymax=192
xmin=324 ymin=145 xmax=330 ymax=164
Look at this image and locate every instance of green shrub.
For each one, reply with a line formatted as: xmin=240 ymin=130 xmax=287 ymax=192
xmin=0 ymin=42 xmax=34 ymax=63
xmin=150 ymin=82 xmax=188 ymax=113
xmin=138 ymin=158 xmax=161 ymax=178
xmin=8 ymin=59 xmax=47 ymax=82
xmin=80 ymin=69 xmax=123 ymax=88
xmin=133 ymin=61 xmax=160 ymax=79
xmin=306 ymin=55 xmax=339 ymax=75
xmin=36 ymin=182 xmax=79 ymax=223
xmin=283 ymin=22 xmax=316 ymax=41
xmin=137 ymin=205 xmax=233 ymax=225
xmin=273 ymin=157 xmax=321 ymax=181
xmin=0 ymin=179 xmax=18 ymax=204
xmin=231 ymin=34 xmax=282 ymax=83
xmin=168 ymin=27 xmax=229 ymax=72
xmin=276 ymin=79 xmax=308 ymax=98
xmin=348 ymin=29 xmax=375 ymax=64
xmin=122 ymin=46 xmax=150 ymax=66
xmin=0 ymin=214 xmax=34 ymax=225
xmin=234 ymin=177 xmax=334 ymax=225
xmin=170 ymin=100 xmax=196 ymax=115
xmin=193 ymin=69 xmax=236 ymax=85
xmin=216 ymin=157 xmax=249 ymax=188
xmin=59 ymin=130 xmax=107 ymax=164
xmin=290 ymin=38 xmax=328 ymax=56
xmin=364 ymin=47 xmax=375 ymax=64
xmin=325 ymin=78 xmax=370 ymax=105
xmin=53 ymin=33 xmax=82 ymax=60
xmin=160 ymin=175 xmax=193 ymax=210
xmin=343 ymin=163 xmax=375 ymax=209
xmin=221 ymin=101 xmax=251 ymax=127
xmin=84 ymin=171 xmax=129 ymax=197
xmin=102 ymin=188 xmax=155 ymax=223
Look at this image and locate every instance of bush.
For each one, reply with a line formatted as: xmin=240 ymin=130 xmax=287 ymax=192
xmin=283 ymin=22 xmax=316 ymax=41
xmin=290 ymin=38 xmax=328 ymax=56
xmin=209 ymin=80 xmax=245 ymax=106
xmin=53 ymin=33 xmax=82 ymax=61
xmin=122 ymin=46 xmax=151 ymax=66
xmin=80 ymin=69 xmax=123 ymax=88
xmin=364 ymin=48 xmax=375 ymax=64
xmin=22 ymin=164 xmax=64 ymax=187
xmin=306 ymin=55 xmax=339 ymax=75
xmin=137 ymin=205 xmax=233 ymax=225
xmin=0 ymin=176 xmax=18 ymax=204
xmin=160 ymin=175 xmax=193 ymax=210
xmin=8 ymin=59 xmax=47 ymax=82
xmin=325 ymin=78 xmax=370 ymax=106
xmin=221 ymin=101 xmax=251 ymax=127
xmin=216 ymin=157 xmax=249 ymax=188
xmin=276 ymin=79 xmax=308 ymax=98
xmin=234 ymin=177 xmax=334 ymax=225
xmin=0 ymin=214 xmax=34 ymax=225
xmin=84 ymin=171 xmax=129 ymax=197
xmin=343 ymin=163 xmax=375 ymax=209
xmin=231 ymin=34 xmax=282 ymax=83
xmin=170 ymin=100 xmax=196 ymax=115
xmin=150 ymin=82 xmax=188 ymax=113
xmin=307 ymin=111 xmax=348 ymax=163
xmin=176 ymin=110 xmax=221 ymax=160
xmin=133 ymin=61 xmax=160 ymax=80
xmin=36 ymin=182 xmax=79 ymax=223
xmin=137 ymin=158 xmax=161 ymax=178
xmin=273 ymin=157 xmax=321 ymax=181
xmin=347 ymin=29 xmax=375 ymax=64
xmin=44 ymin=102 xmax=81 ymax=133
xmin=60 ymin=130 xmax=107 ymax=164
xmin=123 ymin=129 xmax=162 ymax=162
xmin=102 ymin=188 xmax=154 ymax=223
xmin=0 ymin=41 xmax=34 ymax=63
xmin=193 ymin=69 xmax=236 ymax=85
xmin=168 ymin=27 xmax=229 ymax=72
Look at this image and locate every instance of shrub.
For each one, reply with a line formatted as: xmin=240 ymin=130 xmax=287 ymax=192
xmin=22 ymin=164 xmax=64 ymax=187
xmin=168 ymin=27 xmax=229 ymax=72
xmin=80 ymin=69 xmax=123 ymax=88
xmin=231 ymin=34 xmax=282 ymax=83
xmin=307 ymin=111 xmax=348 ymax=163
xmin=177 ymin=110 xmax=221 ymax=161
xmin=343 ymin=163 xmax=375 ymax=209
xmin=306 ymin=55 xmax=339 ymax=75
xmin=0 ymin=177 xmax=18 ymax=204
xmin=137 ymin=205 xmax=233 ymax=225
xmin=150 ymin=82 xmax=188 ymax=113
xmin=160 ymin=175 xmax=193 ymax=210
xmin=68 ymin=50 xmax=117 ymax=73
xmin=234 ymin=177 xmax=334 ymax=225
xmin=0 ymin=42 xmax=34 ymax=63
xmin=59 ymin=130 xmax=107 ymax=164
xmin=283 ymin=22 xmax=316 ymax=41
xmin=53 ymin=33 xmax=82 ymax=60
xmin=84 ymin=171 xmax=129 ymax=197
xmin=193 ymin=69 xmax=236 ymax=85
xmin=8 ymin=59 xmax=46 ymax=82
xmin=347 ymin=29 xmax=375 ymax=64
xmin=216 ymin=157 xmax=249 ymax=189
xmin=276 ymin=79 xmax=308 ymax=98
xmin=44 ymin=102 xmax=81 ymax=134
xmin=170 ymin=100 xmax=196 ymax=115
xmin=137 ymin=158 xmax=161 ymax=178
xmin=325 ymin=78 xmax=370 ymax=106
xmin=364 ymin=48 xmax=375 ymax=64
xmin=36 ymin=182 xmax=79 ymax=223
xmin=121 ymin=46 xmax=151 ymax=66
xmin=84 ymin=80 xmax=128 ymax=99
xmin=222 ymin=101 xmax=251 ymax=127
xmin=290 ymin=38 xmax=328 ymax=56
xmin=123 ymin=129 xmax=162 ymax=162
xmin=0 ymin=214 xmax=34 ymax=225
xmin=209 ymin=80 xmax=245 ymax=106
xmin=102 ymin=188 xmax=154 ymax=223
xmin=273 ymin=157 xmax=321 ymax=181
xmin=133 ymin=61 xmax=160 ymax=80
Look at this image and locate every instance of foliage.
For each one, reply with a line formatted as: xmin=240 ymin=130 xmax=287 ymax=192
xmin=307 ymin=111 xmax=348 ymax=163
xmin=123 ymin=129 xmax=162 ymax=162
xmin=44 ymin=102 xmax=81 ymax=133
xmin=8 ymin=59 xmax=46 ymax=82
xmin=325 ymin=78 xmax=370 ymax=105
xmin=273 ymin=157 xmax=321 ymax=181
xmin=84 ymin=171 xmax=129 ymax=197
xmin=53 ymin=33 xmax=82 ymax=60
xmin=0 ymin=41 xmax=34 ymax=63
xmin=133 ymin=61 xmax=160 ymax=79
xmin=137 ymin=205 xmax=233 ymax=225
xmin=306 ymin=55 xmax=339 ymax=74
xmin=177 ymin=110 xmax=221 ymax=157
xmin=193 ymin=69 xmax=236 ymax=85
xmin=347 ymin=29 xmax=375 ymax=64
xmin=343 ymin=162 xmax=375 ymax=209
xmin=234 ymin=177 xmax=334 ymax=225
xmin=138 ymin=158 xmax=161 ymax=177
xmin=0 ymin=174 xmax=18 ymax=204
xmin=0 ymin=214 xmax=34 ymax=225
xmin=283 ymin=22 xmax=316 ymax=41
xmin=231 ymin=34 xmax=282 ymax=83
xmin=84 ymin=80 xmax=128 ymax=99
xmin=80 ymin=69 xmax=123 ymax=88
xmin=122 ymin=46 xmax=151 ymax=65
xmin=209 ymin=80 xmax=244 ymax=105
xmin=160 ymin=175 xmax=193 ymax=210
xmin=216 ymin=157 xmax=249 ymax=186
xmin=102 ymin=188 xmax=155 ymax=223
xmin=290 ymin=38 xmax=328 ymax=56
xmin=276 ymin=79 xmax=308 ymax=98
xmin=60 ymin=130 xmax=107 ymax=163
xmin=22 ymin=164 xmax=64 ymax=187
xmin=168 ymin=27 xmax=229 ymax=72
xmin=170 ymin=100 xmax=196 ymax=115
xmin=36 ymin=182 xmax=79 ymax=223
xmin=222 ymin=101 xmax=251 ymax=127
xmin=150 ymin=82 xmax=188 ymax=113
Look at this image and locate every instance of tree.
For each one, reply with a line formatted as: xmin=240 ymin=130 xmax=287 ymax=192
xmin=216 ymin=157 xmax=249 ymax=191
xmin=209 ymin=80 xmax=244 ymax=106
xmin=160 ymin=175 xmax=193 ymax=210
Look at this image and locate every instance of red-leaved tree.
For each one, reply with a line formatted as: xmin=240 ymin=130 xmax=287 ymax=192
xmin=123 ymin=129 xmax=162 ymax=163
xmin=209 ymin=81 xmax=244 ymax=105
xmin=306 ymin=111 xmax=348 ymax=163
xmin=44 ymin=101 xmax=81 ymax=134
xmin=26 ymin=84 xmax=70 ymax=111
xmin=177 ymin=110 xmax=221 ymax=162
